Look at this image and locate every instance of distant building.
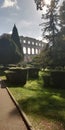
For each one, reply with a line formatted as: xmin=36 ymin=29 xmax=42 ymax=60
xmin=20 ymin=36 xmax=45 ymax=62
xmin=0 ymin=33 xmax=46 ymax=62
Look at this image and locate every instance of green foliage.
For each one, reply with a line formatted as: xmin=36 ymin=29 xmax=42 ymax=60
xmin=0 ymin=35 xmax=22 ymax=65
xmin=33 ymin=37 xmax=65 ymax=68
xmin=11 ymin=24 xmax=24 ymax=59
xmin=34 ymin=0 xmax=65 ymax=68
xmin=5 ymin=67 xmax=39 ymax=85
xmin=27 ymin=68 xmax=40 ymax=80
xmin=31 ymin=55 xmax=42 ymax=68
xmin=43 ymin=70 xmax=65 ymax=88
xmin=5 ymin=68 xmax=27 ymax=85
xmin=51 ymin=39 xmax=65 ymax=67
xmin=60 ymin=1 xmax=65 ymax=26
xmin=9 ymin=79 xmax=65 ymax=130
xmin=11 ymin=25 xmax=21 ymax=50
xmin=59 ymin=1 xmax=65 ymax=40
xmin=34 ymin=0 xmax=44 ymax=10
xmin=41 ymin=0 xmax=59 ymax=45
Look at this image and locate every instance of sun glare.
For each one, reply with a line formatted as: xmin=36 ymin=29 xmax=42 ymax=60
xmin=45 ymin=0 xmax=51 ymax=5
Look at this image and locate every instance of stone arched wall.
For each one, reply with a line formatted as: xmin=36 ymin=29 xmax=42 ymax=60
xmin=20 ymin=36 xmax=45 ymax=62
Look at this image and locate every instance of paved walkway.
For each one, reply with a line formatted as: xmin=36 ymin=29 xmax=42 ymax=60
xmin=0 ymin=82 xmax=28 ymax=130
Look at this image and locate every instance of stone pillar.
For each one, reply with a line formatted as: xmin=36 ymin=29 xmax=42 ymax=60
xmin=34 ymin=48 xmax=36 ymax=54
xmin=26 ymin=47 xmax=28 ymax=54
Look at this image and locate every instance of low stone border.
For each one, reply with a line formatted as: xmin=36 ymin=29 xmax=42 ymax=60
xmin=6 ymin=87 xmax=34 ymax=130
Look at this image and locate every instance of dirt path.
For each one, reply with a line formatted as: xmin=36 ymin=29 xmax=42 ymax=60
xmin=0 ymin=85 xmax=28 ymax=130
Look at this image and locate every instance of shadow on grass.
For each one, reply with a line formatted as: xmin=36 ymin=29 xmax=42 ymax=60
xmin=5 ymin=80 xmax=25 ymax=87
xmin=18 ymin=87 xmax=65 ymax=129
xmin=6 ymin=78 xmax=65 ymax=129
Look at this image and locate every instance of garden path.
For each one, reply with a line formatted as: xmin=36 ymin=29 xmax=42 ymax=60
xmin=0 ymin=81 xmax=28 ymax=130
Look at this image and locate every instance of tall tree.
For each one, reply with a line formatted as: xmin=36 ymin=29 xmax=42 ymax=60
xmin=41 ymin=0 xmax=59 ymax=46
xmin=11 ymin=24 xmax=24 ymax=61
xmin=60 ymin=0 xmax=65 ymax=39
xmin=0 ymin=35 xmax=22 ymax=65
xmin=34 ymin=0 xmax=60 ymax=45
xmin=11 ymin=24 xmax=22 ymax=52
xmin=34 ymin=0 xmax=65 ymax=68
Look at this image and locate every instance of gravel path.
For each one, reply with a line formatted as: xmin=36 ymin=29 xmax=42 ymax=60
xmin=0 ymin=85 xmax=28 ymax=130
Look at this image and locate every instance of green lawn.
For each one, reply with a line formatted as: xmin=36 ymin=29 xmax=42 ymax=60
xmin=9 ymin=77 xmax=65 ymax=130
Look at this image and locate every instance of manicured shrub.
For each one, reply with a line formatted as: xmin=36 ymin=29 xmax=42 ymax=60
xmin=27 ymin=68 xmax=40 ymax=80
xmin=5 ymin=69 xmax=27 ymax=85
xmin=5 ymin=68 xmax=40 ymax=85
xmin=50 ymin=71 xmax=65 ymax=88
xmin=43 ymin=75 xmax=50 ymax=87
xmin=43 ymin=70 xmax=65 ymax=88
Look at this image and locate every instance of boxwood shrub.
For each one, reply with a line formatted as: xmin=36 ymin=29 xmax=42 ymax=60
xmin=5 ymin=69 xmax=27 ymax=85
xmin=5 ymin=67 xmax=40 ymax=85
xmin=27 ymin=68 xmax=40 ymax=80
xmin=43 ymin=70 xmax=65 ymax=88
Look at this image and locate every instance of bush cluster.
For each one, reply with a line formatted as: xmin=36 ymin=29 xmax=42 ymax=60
xmin=27 ymin=68 xmax=40 ymax=80
xmin=5 ymin=68 xmax=39 ymax=85
xmin=5 ymin=69 xmax=27 ymax=85
xmin=43 ymin=70 xmax=65 ymax=88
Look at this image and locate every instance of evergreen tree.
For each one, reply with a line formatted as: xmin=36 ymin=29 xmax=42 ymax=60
xmin=60 ymin=0 xmax=65 ymax=39
xmin=11 ymin=24 xmax=24 ymax=61
xmin=34 ymin=0 xmax=60 ymax=45
xmin=34 ymin=0 xmax=65 ymax=68
xmin=41 ymin=0 xmax=59 ymax=46
xmin=0 ymin=35 xmax=22 ymax=65
xmin=11 ymin=24 xmax=22 ymax=52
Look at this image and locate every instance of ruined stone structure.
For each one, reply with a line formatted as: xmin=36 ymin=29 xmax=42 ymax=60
xmin=20 ymin=36 xmax=45 ymax=62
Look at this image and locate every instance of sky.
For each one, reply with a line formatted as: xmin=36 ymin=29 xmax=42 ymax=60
xmin=0 ymin=0 xmax=44 ymax=40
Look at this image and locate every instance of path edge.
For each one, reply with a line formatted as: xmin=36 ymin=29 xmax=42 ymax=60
xmin=6 ymin=87 xmax=34 ymax=130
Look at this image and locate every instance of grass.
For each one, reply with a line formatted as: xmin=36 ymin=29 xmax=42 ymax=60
xmin=8 ymin=77 xmax=65 ymax=130
xmin=0 ymin=70 xmax=6 ymax=80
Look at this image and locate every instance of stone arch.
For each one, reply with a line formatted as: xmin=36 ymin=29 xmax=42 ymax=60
xmin=20 ymin=36 xmax=45 ymax=62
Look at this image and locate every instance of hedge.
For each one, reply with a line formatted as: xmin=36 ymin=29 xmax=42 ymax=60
xmin=43 ymin=70 xmax=65 ymax=88
xmin=27 ymin=68 xmax=40 ymax=80
xmin=5 ymin=68 xmax=40 ymax=85
xmin=5 ymin=69 xmax=27 ymax=85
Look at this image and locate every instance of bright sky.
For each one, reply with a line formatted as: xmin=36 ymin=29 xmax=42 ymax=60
xmin=0 ymin=0 xmax=44 ymax=40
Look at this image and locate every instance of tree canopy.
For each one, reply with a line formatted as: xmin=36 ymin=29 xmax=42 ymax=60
xmin=33 ymin=0 xmax=65 ymax=68
xmin=0 ymin=34 xmax=22 ymax=65
xmin=34 ymin=0 xmax=44 ymax=10
xmin=11 ymin=24 xmax=22 ymax=52
xmin=0 ymin=25 xmax=24 ymax=65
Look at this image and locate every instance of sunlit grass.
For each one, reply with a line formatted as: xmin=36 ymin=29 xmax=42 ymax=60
xmin=0 ymin=76 xmax=6 ymax=80
xmin=9 ymin=79 xmax=65 ymax=130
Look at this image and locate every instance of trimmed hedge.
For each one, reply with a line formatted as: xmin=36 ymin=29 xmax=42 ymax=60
xmin=27 ymin=68 xmax=40 ymax=80
xmin=43 ymin=70 xmax=65 ymax=88
xmin=5 ymin=69 xmax=27 ymax=85
xmin=5 ymin=68 xmax=39 ymax=85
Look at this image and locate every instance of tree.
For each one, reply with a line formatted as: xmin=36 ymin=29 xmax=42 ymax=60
xmin=0 ymin=35 xmax=22 ymax=65
xmin=11 ymin=24 xmax=24 ymax=62
xmin=31 ymin=54 xmax=42 ymax=68
xmin=34 ymin=0 xmax=60 ymax=46
xmin=34 ymin=0 xmax=65 ymax=68
xmin=11 ymin=24 xmax=23 ymax=54
xmin=59 ymin=0 xmax=65 ymax=40
xmin=41 ymin=0 xmax=59 ymax=46
xmin=34 ymin=0 xmax=44 ymax=10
